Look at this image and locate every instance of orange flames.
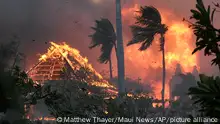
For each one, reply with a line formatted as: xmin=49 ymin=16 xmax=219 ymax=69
xmin=24 ymin=1 xmax=201 ymax=121
xmin=39 ymin=42 xmax=103 ymax=79
xmin=35 ymin=42 xmax=116 ymax=89
xmin=121 ymin=4 xmax=198 ymax=102
xmin=35 ymin=3 xmax=197 ymax=103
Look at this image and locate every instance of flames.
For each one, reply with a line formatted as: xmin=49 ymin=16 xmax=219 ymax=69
xmin=121 ymin=4 xmax=198 ymax=101
xmin=39 ymin=42 xmax=103 ymax=79
xmin=35 ymin=42 xmax=116 ymax=89
xmin=33 ymin=3 xmax=197 ymax=106
xmin=26 ymin=2 xmax=200 ymax=121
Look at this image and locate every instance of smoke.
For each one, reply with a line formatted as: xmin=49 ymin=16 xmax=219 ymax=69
xmin=0 ymin=0 xmax=218 ymax=77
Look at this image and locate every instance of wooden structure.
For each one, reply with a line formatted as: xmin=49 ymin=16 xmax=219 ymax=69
xmin=27 ymin=42 xmax=115 ymax=90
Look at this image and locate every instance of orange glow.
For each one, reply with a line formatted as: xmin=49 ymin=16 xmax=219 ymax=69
xmin=121 ymin=4 xmax=198 ymax=102
xmin=29 ymin=42 xmax=117 ymax=90
xmin=26 ymin=3 xmax=199 ymax=119
xmin=122 ymin=4 xmax=140 ymax=17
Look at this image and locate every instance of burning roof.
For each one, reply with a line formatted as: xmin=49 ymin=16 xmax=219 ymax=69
xmin=27 ymin=42 xmax=116 ymax=90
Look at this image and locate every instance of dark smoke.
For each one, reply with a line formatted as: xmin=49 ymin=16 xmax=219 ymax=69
xmin=0 ymin=0 xmax=218 ymax=76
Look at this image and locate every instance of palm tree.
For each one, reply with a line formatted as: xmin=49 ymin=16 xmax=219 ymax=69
xmin=127 ymin=6 xmax=168 ymax=112
xmin=89 ymin=18 xmax=117 ymax=79
xmin=115 ymin=0 xmax=125 ymax=94
xmin=89 ymin=0 xmax=125 ymax=94
xmin=187 ymin=0 xmax=220 ymax=70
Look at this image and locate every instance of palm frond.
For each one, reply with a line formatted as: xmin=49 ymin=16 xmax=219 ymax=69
xmin=211 ymin=55 xmax=220 ymax=65
xmin=128 ymin=6 xmax=167 ymax=51
xmin=136 ymin=6 xmax=162 ymax=26
xmin=190 ymin=0 xmax=220 ymax=64
xmin=127 ymin=25 xmax=157 ymax=51
xmin=89 ymin=18 xmax=116 ymax=63
xmin=188 ymin=74 xmax=220 ymax=118
xmin=98 ymin=37 xmax=114 ymax=63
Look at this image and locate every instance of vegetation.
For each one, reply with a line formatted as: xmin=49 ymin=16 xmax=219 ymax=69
xmin=89 ymin=1 xmax=126 ymax=94
xmin=44 ymin=80 xmax=107 ymax=118
xmin=0 ymin=40 xmax=51 ymax=124
xmin=1 ymin=0 xmax=220 ymax=123
xmin=89 ymin=18 xmax=116 ymax=79
xmin=127 ymin=6 xmax=168 ymax=113
xmin=186 ymin=0 xmax=220 ymax=121
xmin=44 ymin=80 xmax=157 ymax=121
xmin=188 ymin=74 xmax=220 ymax=118
xmin=186 ymin=0 xmax=220 ymax=69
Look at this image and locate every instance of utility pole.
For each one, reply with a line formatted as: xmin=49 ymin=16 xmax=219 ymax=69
xmin=115 ymin=0 xmax=125 ymax=95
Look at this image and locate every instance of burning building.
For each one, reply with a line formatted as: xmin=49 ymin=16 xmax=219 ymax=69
xmin=26 ymin=42 xmax=118 ymax=122
xmin=27 ymin=41 xmax=116 ymax=90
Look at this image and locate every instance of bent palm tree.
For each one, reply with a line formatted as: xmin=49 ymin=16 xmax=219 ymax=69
xmin=127 ymin=6 xmax=168 ymax=113
xmin=89 ymin=18 xmax=117 ymax=79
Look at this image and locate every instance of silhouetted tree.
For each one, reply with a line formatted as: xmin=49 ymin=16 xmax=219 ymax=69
xmin=89 ymin=18 xmax=116 ymax=79
xmin=185 ymin=0 xmax=220 ymax=120
xmin=188 ymin=74 xmax=220 ymax=118
xmin=186 ymin=0 xmax=220 ymax=70
xmin=89 ymin=0 xmax=126 ymax=95
xmin=127 ymin=6 xmax=168 ymax=113
xmin=0 ymin=40 xmax=50 ymax=123
xmin=44 ymin=80 xmax=107 ymax=119
xmin=44 ymin=80 xmax=155 ymax=120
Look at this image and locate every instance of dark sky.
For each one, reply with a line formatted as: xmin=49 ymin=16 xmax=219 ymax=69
xmin=0 ymin=0 xmax=219 ymax=76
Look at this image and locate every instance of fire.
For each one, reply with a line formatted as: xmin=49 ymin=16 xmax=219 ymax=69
xmin=91 ymin=81 xmax=116 ymax=89
xmin=23 ymin=2 xmax=202 ymax=121
xmin=49 ymin=42 xmax=103 ymax=79
xmin=121 ymin=4 xmax=198 ymax=102
xmin=39 ymin=54 xmax=47 ymax=61
xmin=38 ymin=42 xmax=100 ymax=77
xmin=29 ymin=42 xmax=117 ymax=89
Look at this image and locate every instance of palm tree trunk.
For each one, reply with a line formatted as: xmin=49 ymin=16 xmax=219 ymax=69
xmin=116 ymin=0 xmax=125 ymax=95
xmin=161 ymin=34 xmax=166 ymax=116
xmin=114 ymin=45 xmax=118 ymax=59
xmin=109 ymin=57 xmax=113 ymax=79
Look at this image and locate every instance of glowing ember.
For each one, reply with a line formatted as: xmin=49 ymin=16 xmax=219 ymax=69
xmin=91 ymin=81 xmax=116 ymax=89
xmin=104 ymin=110 xmax=108 ymax=114
xmin=39 ymin=54 xmax=47 ymax=61
xmin=33 ymin=117 xmax=56 ymax=121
